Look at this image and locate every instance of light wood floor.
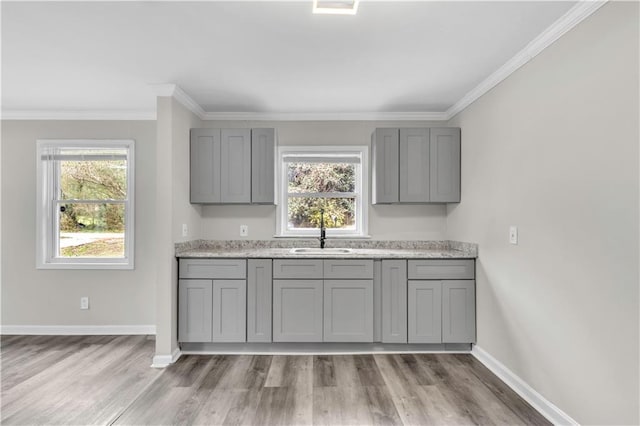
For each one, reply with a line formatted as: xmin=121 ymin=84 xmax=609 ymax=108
xmin=1 ymin=335 xmax=550 ymax=425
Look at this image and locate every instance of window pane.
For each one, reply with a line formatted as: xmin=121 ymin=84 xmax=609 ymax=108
xmin=58 ymin=203 xmax=125 ymax=258
xmin=287 ymin=197 xmax=355 ymax=230
xmin=60 ymin=159 xmax=127 ymax=200
xmin=287 ymin=162 xmax=355 ymax=193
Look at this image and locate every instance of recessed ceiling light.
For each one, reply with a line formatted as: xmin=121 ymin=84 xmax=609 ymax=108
xmin=313 ymin=0 xmax=360 ymax=15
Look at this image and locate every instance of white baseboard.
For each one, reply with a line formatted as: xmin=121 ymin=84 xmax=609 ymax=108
xmin=151 ymin=347 xmax=181 ymax=368
xmin=0 ymin=325 xmax=156 ymax=335
xmin=471 ymin=345 xmax=578 ymax=426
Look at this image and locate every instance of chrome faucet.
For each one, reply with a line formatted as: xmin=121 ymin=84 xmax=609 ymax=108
xmin=320 ymin=208 xmax=326 ymax=249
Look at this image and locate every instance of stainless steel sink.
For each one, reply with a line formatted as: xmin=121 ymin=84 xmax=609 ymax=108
xmin=289 ymin=247 xmax=353 ymax=254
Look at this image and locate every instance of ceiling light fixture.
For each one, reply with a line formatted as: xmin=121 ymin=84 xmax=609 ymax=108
xmin=313 ymin=0 xmax=360 ymax=15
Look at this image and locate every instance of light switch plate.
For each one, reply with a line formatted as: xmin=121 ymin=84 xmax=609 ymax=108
xmin=509 ymin=226 xmax=518 ymax=245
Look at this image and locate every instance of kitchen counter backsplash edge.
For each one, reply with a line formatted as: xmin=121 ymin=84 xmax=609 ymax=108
xmin=175 ymin=239 xmax=478 ymax=258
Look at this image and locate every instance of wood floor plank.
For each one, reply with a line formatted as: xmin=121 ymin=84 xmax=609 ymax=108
xmin=2 ymin=337 xmax=551 ymax=426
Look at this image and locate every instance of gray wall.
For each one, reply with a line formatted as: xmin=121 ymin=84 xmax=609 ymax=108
xmin=1 ymin=120 xmax=157 ymax=327
xmin=198 ymin=120 xmax=448 ymax=240
xmin=446 ymin=3 xmax=639 ymax=424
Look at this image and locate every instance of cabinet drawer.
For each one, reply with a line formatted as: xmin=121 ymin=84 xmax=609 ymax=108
xmin=324 ymin=260 xmax=374 ymax=279
xmin=408 ymin=259 xmax=474 ymax=280
xmin=273 ymin=259 xmax=323 ymax=279
xmin=179 ymin=259 xmax=247 ymax=279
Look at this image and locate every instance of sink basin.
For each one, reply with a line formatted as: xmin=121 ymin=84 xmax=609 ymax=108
xmin=289 ymin=247 xmax=353 ymax=254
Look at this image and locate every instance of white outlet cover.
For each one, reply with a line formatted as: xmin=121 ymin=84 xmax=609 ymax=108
xmin=80 ymin=297 xmax=89 ymax=310
xmin=240 ymin=225 xmax=248 ymax=237
xmin=182 ymin=224 xmax=188 ymax=237
xmin=509 ymin=226 xmax=518 ymax=245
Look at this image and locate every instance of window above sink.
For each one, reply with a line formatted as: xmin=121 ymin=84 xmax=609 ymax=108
xmin=276 ymin=145 xmax=369 ymax=238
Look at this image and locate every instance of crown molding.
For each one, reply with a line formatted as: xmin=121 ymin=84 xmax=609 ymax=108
xmin=1 ymin=110 xmax=156 ymax=120
xmin=201 ymin=111 xmax=449 ymax=121
xmin=446 ymin=0 xmax=608 ymax=119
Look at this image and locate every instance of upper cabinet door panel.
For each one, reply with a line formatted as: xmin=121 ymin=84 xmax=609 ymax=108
xmin=430 ymin=128 xmax=461 ymax=203
xmin=399 ymin=128 xmax=430 ymax=202
xmin=251 ymin=128 xmax=275 ymax=204
xmin=190 ymin=128 xmax=221 ymax=203
xmin=372 ymin=128 xmax=399 ymax=204
xmin=221 ymin=129 xmax=251 ymax=203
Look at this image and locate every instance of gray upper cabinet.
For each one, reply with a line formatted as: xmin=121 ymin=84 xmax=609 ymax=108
xmin=190 ymin=128 xmax=221 ymax=203
xmin=220 ymin=129 xmax=251 ymax=203
xmin=251 ymin=128 xmax=275 ymax=204
xmin=381 ymin=260 xmax=407 ymax=343
xmin=442 ymin=280 xmax=475 ymax=343
xmin=430 ymin=128 xmax=461 ymax=203
xmin=372 ymin=128 xmax=399 ymax=204
xmin=247 ymin=259 xmax=273 ymax=342
xmin=399 ymin=128 xmax=430 ymax=202
xmin=190 ymin=128 xmax=276 ymax=205
xmin=372 ymin=127 xmax=460 ymax=204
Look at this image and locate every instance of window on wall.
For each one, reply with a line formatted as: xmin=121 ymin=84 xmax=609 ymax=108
xmin=36 ymin=140 xmax=135 ymax=269
xmin=277 ymin=146 xmax=368 ymax=237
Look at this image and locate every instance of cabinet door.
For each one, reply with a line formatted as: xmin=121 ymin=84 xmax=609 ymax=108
xmin=251 ymin=128 xmax=275 ymax=204
xmin=190 ymin=129 xmax=221 ymax=203
xmin=324 ymin=280 xmax=373 ymax=342
xmin=212 ymin=280 xmax=246 ymax=342
xmin=399 ymin=128 xmax=430 ymax=202
xmin=178 ymin=279 xmax=213 ymax=342
xmin=430 ymin=128 xmax=461 ymax=203
xmin=442 ymin=280 xmax=475 ymax=343
xmin=381 ymin=260 xmax=407 ymax=343
xmin=273 ymin=280 xmax=323 ymax=342
xmin=247 ymin=259 xmax=272 ymax=342
xmin=372 ymin=128 xmax=399 ymax=204
xmin=408 ymin=281 xmax=442 ymax=343
xmin=221 ymin=129 xmax=251 ymax=203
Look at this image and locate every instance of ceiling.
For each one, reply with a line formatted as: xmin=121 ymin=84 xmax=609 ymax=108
xmin=1 ymin=1 xmax=579 ymax=119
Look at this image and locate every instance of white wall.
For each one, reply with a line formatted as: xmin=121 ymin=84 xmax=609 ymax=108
xmin=198 ymin=120 xmax=448 ymax=240
xmin=1 ymin=120 xmax=157 ymax=328
xmin=154 ymin=97 xmax=203 ymax=359
xmin=446 ymin=2 xmax=639 ymax=424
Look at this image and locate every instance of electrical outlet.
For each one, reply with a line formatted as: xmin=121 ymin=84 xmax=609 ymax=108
xmin=80 ymin=297 xmax=89 ymax=310
xmin=509 ymin=226 xmax=518 ymax=245
xmin=240 ymin=225 xmax=248 ymax=237
xmin=182 ymin=224 xmax=188 ymax=237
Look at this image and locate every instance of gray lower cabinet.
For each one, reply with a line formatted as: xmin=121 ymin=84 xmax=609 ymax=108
xmin=408 ymin=281 xmax=442 ymax=343
xmin=178 ymin=279 xmax=213 ymax=343
xmin=324 ymin=280 xmax=373 ymax=342
xmin=442 ymin=280 xmax=476 ymax=343
xmin=212 ymin=280 xmax=246 ymax=342
xmin=247 ymin=259 xmax=272 ymax=342
xmin=381 ymin=260 xmax=408 ymax=343
xmin=273 ymin=279 xmax=323 ymax=342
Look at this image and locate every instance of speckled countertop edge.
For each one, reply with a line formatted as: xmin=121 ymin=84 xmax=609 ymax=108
xmin=175 ymin=239 xmax=477 ymax=259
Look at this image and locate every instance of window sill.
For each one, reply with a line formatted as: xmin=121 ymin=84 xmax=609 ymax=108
xmin=37 ymin=261 xmax=134 ymax=270
xmin=273 ymin=235 xmax=372 ymax=239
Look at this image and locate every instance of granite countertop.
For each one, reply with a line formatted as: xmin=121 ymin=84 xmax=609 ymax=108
xmin=175 ymin=239 xmax=477 ymax=259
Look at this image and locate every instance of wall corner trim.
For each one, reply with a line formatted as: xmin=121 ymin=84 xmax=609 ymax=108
xmin=151 ymin=347 xmax=182 ymax=368
xmin=445 ymin=0 xmax=608 ymax=119
xmin=0 ymin=325 xmax=156 ymax=335
xmin=150 ymin=83 xmax=206 ymax=120
xmin=471 ymin=345 xmax=579 ymax=426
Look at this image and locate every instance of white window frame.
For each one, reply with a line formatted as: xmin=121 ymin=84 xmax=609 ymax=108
xmin=36 ymin=139 xmax=135 ymax=269
xmin=276 ymin=145 xmax=369 ymax=238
